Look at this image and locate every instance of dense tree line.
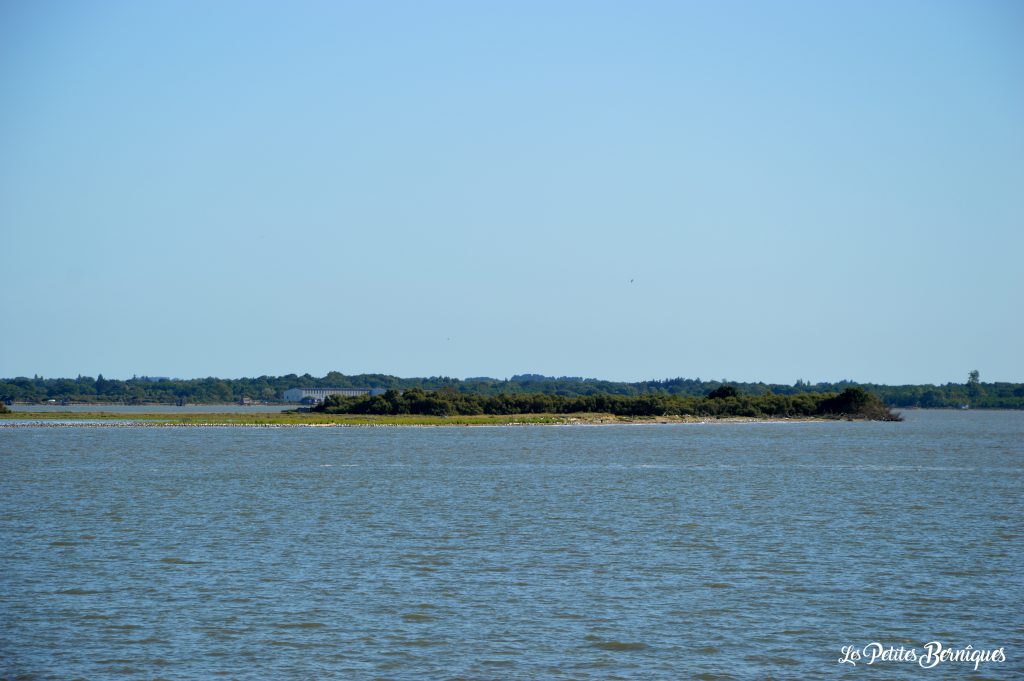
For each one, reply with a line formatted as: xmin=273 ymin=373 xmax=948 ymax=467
xmin=312 ymin=387 xmax=900 ymax=421
xmin=867 ymin=382 xmax=1024 ymax=409
xmin=1 ymin=371 xmax=1020 ymax=409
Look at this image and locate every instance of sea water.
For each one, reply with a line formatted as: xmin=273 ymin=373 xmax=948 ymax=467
xmin=1 ymin=411 xmax=1021 ymax=679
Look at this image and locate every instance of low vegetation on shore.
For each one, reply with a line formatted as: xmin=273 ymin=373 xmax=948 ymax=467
xmin=0 ymin=412 xmax=581 ymax=426
xmin=0 ymin=388 xmax=901 ymax=426
xmin=313 ymin=387 xmax=901 ymax=421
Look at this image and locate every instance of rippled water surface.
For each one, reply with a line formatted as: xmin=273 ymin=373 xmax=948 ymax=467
xmin=2 ymin=411 xmax=1022 ymax=679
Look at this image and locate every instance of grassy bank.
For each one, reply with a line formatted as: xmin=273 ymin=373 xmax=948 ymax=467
xmin=0 ymin=411 xmax=589 ymax=426
xmin=0 ymin=411 xmax=839 ymax=427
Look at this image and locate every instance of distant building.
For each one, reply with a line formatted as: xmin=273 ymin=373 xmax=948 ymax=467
xmin=283 ymin=387 xmax=385 ymax=403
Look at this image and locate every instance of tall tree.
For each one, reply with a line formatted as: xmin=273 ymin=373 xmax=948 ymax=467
xmin=967 ymin=369 xmax=982 ymax=401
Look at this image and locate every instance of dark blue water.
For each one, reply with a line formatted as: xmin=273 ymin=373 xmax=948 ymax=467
xmin=2 ymin=411 xmax=1021 ymax=679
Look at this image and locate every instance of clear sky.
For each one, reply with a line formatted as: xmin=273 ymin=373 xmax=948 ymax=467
xmin=2 ymin=0 xmax=1022 ymax=385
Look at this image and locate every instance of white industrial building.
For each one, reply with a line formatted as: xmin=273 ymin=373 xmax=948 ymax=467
xmin=283 ymin=387 xmax=384 ymax=402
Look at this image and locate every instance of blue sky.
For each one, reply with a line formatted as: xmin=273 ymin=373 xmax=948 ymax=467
xmin=2 ymin=0 xmax=1022 ymax=384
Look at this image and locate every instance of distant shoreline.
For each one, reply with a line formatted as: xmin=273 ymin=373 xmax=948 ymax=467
xmin=5 ymin=372 xmax=1021 ymax=410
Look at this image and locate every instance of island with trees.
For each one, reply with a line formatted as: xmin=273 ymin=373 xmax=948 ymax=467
xmin=0 ymin=386 xmax=900 ymax=426
xmin=308 ymin=386 xmax=901 ymax=421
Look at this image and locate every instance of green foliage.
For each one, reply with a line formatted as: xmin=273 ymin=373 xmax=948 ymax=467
xmin=815 ymin=388 xmax=900 ymax=420
xmin=314 ymin=388 xmax=901 ymax=420
xmin=0 ymin=371 xmax=1020 ymax=410
xmin=708 ymin=385 xmax=739 ymax=399
xmin=818 ymin=387 xmax=870 ymax=414
xmin=966 ymin=369 xmax=982 ymax=402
